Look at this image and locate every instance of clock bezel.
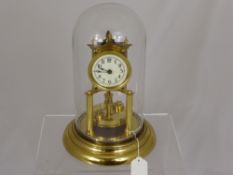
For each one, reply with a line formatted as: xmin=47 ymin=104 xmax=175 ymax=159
xmin=88 ymin=51 xmax=132 ymax=91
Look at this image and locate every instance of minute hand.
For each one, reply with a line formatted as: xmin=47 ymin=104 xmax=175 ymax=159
xmin=94 ymin=70 xmax=107 ymax=73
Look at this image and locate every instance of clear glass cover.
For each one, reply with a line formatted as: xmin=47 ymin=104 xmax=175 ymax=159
xmin=73 ymin=3 xmax=146 ymax=117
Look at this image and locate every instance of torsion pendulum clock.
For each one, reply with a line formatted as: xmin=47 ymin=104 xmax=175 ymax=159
xmin=63 ymin=3 xmax=156 ymax=165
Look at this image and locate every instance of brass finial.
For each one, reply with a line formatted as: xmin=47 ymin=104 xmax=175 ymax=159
xmin=106 ymin=30 xmax=113 ymax=43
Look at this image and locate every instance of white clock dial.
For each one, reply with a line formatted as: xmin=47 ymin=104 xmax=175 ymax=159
xmin=92 ymin=54 xmax=128 ymax=88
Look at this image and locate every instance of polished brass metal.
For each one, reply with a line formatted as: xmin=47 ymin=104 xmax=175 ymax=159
xmin=64 ymin=100 xmax=156 ymax=165
xmin=105 ymin=91 xmax=113 ymax=120
xmin=114 ymin=101 xmax=124 ymax=114
xmin=93 ymin=94 xmax=126 ymax=129
xmin=63 ymin=31 xmax=156 ymax=166
xmin=126 ymin=90 xmax=133 ymax=135
xmin=63 ymin=118 xmax=156 ymax=165
xmin=86 ymin=90 xmax=93 ymax=136
xmin=74 ymin=110 xmax=144 ymax=142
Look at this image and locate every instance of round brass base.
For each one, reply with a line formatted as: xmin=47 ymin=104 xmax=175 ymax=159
xmin=63 ymin=119 xmax=156 ymax=165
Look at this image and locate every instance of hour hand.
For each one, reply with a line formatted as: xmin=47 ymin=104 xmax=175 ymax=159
xmin=98 ymin=64 xmax=108 ymax=72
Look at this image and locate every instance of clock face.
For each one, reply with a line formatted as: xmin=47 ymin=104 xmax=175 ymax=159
xmin=91 ymin=54 xmax=128 ymax=88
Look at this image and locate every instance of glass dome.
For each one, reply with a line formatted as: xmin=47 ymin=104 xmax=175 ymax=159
xmin=63 ymin=3 xmax=155 ymax=165
xmin=73 ymin=3 xmax=146 ymax=121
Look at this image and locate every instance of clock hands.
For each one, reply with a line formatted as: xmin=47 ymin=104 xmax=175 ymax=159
xmin=94 ymin=69 xmax=112 ymax=74
xmin=96 ymin=64 xmax=112 ymax=74
xmin=94 ymin=69 xmax=108 ymax=73
xmin=98 ymin=64 xmax=107 ymax=71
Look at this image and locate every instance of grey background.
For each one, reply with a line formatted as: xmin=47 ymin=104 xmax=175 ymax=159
xmin=0 ymin=0 xmax=232 ymax=175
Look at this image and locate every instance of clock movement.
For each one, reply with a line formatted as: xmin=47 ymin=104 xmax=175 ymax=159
xmin=63 ymin=3 xmax=156 ymax=165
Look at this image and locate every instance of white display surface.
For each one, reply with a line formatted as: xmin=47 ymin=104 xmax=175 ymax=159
xmin=34 ymin=114 xmax=185 ymax=175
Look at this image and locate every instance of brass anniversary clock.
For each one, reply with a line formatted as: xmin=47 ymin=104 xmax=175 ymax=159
xmin=63 ymin=3 xmax=156 ymax=165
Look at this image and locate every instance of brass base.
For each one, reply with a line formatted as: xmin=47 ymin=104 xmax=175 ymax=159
xmin=63 ymin=119 xmax=156 ymax=165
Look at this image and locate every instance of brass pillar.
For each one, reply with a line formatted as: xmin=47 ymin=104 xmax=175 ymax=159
xmin=86 ymin=90 xmax=93 ymax=136
xmin=104 ymin=91 xmax=113 ymax=120
xmin=126 ymin=90 xmax=134 ymax=135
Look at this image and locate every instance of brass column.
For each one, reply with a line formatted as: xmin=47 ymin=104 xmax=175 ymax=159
xmin=126 ymin=90 xmax=134 ymax=135
xmin=86 ymin=90 xmax=93 ymax=136
xmin=104 ymin=91 xmax=113 ymax=120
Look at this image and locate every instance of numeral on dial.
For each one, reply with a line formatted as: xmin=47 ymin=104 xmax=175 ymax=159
xmin=107 ymin=57 xmax=112 ymax=63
